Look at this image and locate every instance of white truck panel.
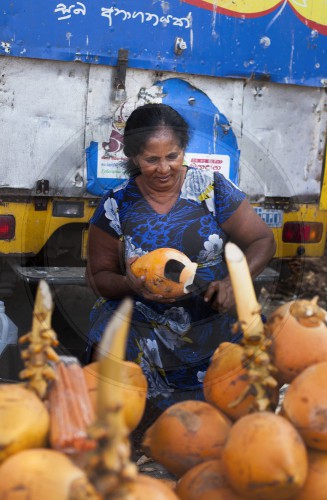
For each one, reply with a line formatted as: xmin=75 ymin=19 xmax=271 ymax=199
xmin=239 ymin=82 xmax=327 ymax=199
xmin=0 ymin=57 xmax=89 ymax=195
xmin=0 ymin=57 xmax=326 ymax=200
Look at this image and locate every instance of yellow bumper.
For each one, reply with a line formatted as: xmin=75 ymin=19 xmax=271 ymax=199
xmin=0 ymin=198 xmax=96 ymax=256
xmin=1 ymin=198 xmax=326 ymax=260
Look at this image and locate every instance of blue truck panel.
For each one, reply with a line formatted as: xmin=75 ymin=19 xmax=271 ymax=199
xmin=0 ymin=0 xmax=326 ymax=87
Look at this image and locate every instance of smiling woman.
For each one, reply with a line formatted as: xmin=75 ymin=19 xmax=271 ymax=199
xmin=132 ymin=128 xmax=186 ymax=212
xmin=85 ymin=103 xmax=276 ymax=411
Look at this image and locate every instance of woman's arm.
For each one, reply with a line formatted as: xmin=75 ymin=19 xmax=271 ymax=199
xmin=86 ymin=224 xmax=133 ymax=299
xmin=223 ymin=198 xmax=276 ymax=278
xmin=86 ymin=224 xmax=169 ymax=301
xmin=204 ymin=199 xmax=276 ymax=311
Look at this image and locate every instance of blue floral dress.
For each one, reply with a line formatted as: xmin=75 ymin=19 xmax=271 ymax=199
xmin=86 ymin=167 xmax=246 ymax=409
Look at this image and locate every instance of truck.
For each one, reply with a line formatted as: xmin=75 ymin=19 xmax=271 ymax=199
xmin=0 ymin=0 xmax=326 ymax=305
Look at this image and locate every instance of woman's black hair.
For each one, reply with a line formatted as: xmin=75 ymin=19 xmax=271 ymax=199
xmin=123 ymin=103 xmax=190 ymax=176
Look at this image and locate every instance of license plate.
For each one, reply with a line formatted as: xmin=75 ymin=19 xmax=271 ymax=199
xmin=253 ymin=207 xmax=284 ymax=228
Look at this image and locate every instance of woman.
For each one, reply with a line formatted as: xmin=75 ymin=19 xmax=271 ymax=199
xmin=86 ymin=103 xmax=276 ymax=410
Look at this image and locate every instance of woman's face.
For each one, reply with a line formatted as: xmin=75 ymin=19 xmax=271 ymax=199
xmin=132 ymin=127 xmax=185 ymax=192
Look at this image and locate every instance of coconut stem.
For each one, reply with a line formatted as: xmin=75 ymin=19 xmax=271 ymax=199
xmin=290 ymin=296 xmax=327 ymax=327
xmin=86 ymin=298 xmax=138 ymax=496
xmin=225 ymin=243 xmax=278 ymax=412
xmin=225 ymin=242 xmax=263 ymax=338
xmin=18 ymin=280 xmax=59 ymax=400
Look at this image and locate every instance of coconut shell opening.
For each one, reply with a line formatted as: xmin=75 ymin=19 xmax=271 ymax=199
xmin=164 ymin=259 xmax=186 ymax=283
xmin=131 ymin=248 xmax=198 ymax=298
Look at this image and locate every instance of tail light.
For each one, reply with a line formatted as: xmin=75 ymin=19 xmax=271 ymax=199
xmin=282 ymin=222 xmax=323 ymax=243
xmin=0 ymin=216 xmax=15 ymax=240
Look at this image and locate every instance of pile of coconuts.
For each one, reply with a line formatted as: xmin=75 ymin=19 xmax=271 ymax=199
xmin=1 ymin=246 xmax=327 ymax=499
xmin=0 ymin=280 xmax=99 ymax=499
xmin=0 ymin=288 xmax=176 ymax=499
xmin=140 ymin=244 xmax=327 ymax=499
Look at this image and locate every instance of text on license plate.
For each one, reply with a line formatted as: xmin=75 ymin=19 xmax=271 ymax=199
xmin=253 ymin=207 xmax=284 ymax=228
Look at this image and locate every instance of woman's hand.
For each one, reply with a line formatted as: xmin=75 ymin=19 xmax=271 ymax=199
xmin=203 ymin=278 xmax=235 ymax=313
xmin=125 ymin=257 xmax=175 ymax=303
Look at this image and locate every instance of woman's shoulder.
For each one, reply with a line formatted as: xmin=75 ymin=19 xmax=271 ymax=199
xmin=182 ymin=167 xmax=242 ymax=200
xmin=182 ymin=167 xmax=245 ymax=216
xmin=99 ymin=177 xmax=137 ymax=204
xmin=112 ymin=177 xmax=134 ymax=195
xmin=213 ymin=170 xmax=245 ymax=197
xmin=185 ymin=166 xmax=238 ymax=188
xmin=90 ymin=178 xmax=135 ymax=224
xmin=185 ymin=166 xmax=213 ymax=183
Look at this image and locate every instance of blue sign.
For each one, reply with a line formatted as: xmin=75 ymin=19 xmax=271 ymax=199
xmin=1 ymin=0 xmax=326 ymax=87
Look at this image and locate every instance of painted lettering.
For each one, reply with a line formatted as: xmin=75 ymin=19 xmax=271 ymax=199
xmin=101 ymin=7 xmax=192 ymax=28
xmin=54 ymin=2 xmax=86 ymax=21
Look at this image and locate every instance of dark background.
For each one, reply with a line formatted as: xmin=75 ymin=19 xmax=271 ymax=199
xmin=0 ymin=282 xmax=96 ymax=381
